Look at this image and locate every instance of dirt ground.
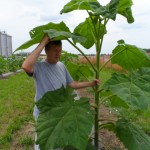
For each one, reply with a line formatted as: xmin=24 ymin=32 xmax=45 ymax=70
xmin=78 ymin=89 xmax=126 ymax=150
xmin=9 ymin=89 xmax=126 ymax=150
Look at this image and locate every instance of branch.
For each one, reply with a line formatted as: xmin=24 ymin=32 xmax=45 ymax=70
xmin=87 ymin=10 xmax=98 ymax=39
xmin=97 ymin=18 xmax=108 ymax=54
xmin=99 ymin=48 xmax=126 ymax=71
xmin=67 ymin=39 xmax=97 ymax=73
xmin=99 ymin=94 xmax=115 ymax=105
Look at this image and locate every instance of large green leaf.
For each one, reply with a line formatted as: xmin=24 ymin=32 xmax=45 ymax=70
xmin=63 ymin=142 xmax=97 ymax=150
xmin=15 ymin=22 xmax=70 ymax=51
xmin=66 ymin=62 xmax=94 ymax=80
xmin=44 ymin=29 xmax=86 ymax=44
xmin=111 ymin=40 xmax=150 ymax=70
xmin=93 ymin=0 xmax=120 ymax=20
xmin=107 ymin=95 xmax=129 ymax=109
xmin=61 ymin=0 xmax=120 ymax=21
xmin=100 ymin=90 xmax=129 ymax=109
xmin=36 ymin=86 xmax=94 ymax=150
xmin=15 ymin=32 xmax=44 ymax=51
xmin=61 ymin=0 xmax=134 ymax=23
xmin=60 ymin=0 xmax=99 ymax=14
xmin=29 ymin=21 xmax=70 ymax=39
xmin=118 ymin=0 xmax=134 ymax=23
xmin=74 ymin=17 xmax=106 ymax=49
xmin=103 ymin=68 xmax=150 ymax=110
xmin=115 ymin=119 xmax=150 ymax=150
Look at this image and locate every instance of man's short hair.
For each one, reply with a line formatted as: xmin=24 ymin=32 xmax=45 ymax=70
xmin=45 ymin=40 xmax=62 ymax=51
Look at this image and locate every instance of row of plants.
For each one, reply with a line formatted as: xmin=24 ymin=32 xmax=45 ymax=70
xmin=0 ymin=55 xmax=24 ymax=75
xmin=16 ymin=0 xmax=150 ymax=149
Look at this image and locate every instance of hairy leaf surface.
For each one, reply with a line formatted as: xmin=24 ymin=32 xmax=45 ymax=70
xmin=66 ymin=62 xmax=94 ymax=80
xmin=16 ymin=22 xmax=70 ymax=51
xmin=115 ymin=119 xmax=150 ymax=150
xmin=103 ymin=68 xmax=150 ymax=110
xmin=118 ymin=0 xmax=134 ymax=23
xmin=74 ymin=17 xmax=106 ymax=49
xmin=93 ymin=0 xmax=120 ymax=20
xmin=60 ymin=0 xmax=99 ymax=14
xmin=44 ymin=29 xmax=86 ymax=44
xmin=36 ymin=86 xmax=94 ymax=150
xmin=29 ymin=21 xmax=70 ymax=39
xmin=111 ymin=41 xmax=150 ymax=70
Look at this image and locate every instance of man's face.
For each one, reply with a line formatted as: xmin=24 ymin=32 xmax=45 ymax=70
xmin=46 ymin=44 xmax=62 ymax=64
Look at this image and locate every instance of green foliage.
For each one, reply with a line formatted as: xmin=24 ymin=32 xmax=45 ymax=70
xmin=74 ymin=17 xmax=106 ymax=49
xmin=63 ymin=142 xmax=97 ymax=150
xmin=19 ymin=136 xmax=34 ymax=146
xmin=16 ymin=22 xmax=86 ymax=51
xmin=16 ymin=22 xmax=69 ymax=51
xmin=66 ymin=62 xmax=94 ymax=81
xmin=7 ymin=55 xmax=24 ymax=72
xmin=60 ymin=51 xmax=79 ymax=65
xmin=0 ymin=55 xmax=24 ymax=74
xmin=115 ymin=119 xmax=150 ymax=150
xmin=111 ymin=40 xmax=150 ymax=70
xmin=0 ymin=56 xmax=7 ymax=75
xmin=16 ymin=0 xmax=150 ymax=149
xmin=103 ymin=67 xmax=150 ymax=110
xmin=92 ymin=0 xmax=120 ymax=20
xmin=36 ymin=86 xmax=94 ymax=150
xmin=61 ymin=0 xmax=134 ymax=23
xmin=118 ymin=0 xmax=134 ymax=23
xmin=44 ymin=29 xmax=86 ymax=44
xmin=60 ymin=0 xmax=98 ymax=14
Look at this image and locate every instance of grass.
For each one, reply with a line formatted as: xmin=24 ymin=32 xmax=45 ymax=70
xmin=0 ymin=72 xmax=35 ymax=149
xmin=19 ymin=135 xmax=34 ymax=146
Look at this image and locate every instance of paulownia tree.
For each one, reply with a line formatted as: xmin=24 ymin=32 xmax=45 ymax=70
xmin=16 ymin=0 xmax=150 ymax=149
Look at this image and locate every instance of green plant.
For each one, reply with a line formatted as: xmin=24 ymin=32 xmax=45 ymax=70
xmin=60 ymin=50 xmax=79 ymax=65
xmin=7 ymin=55 xmax=23 ymax=72
xmin=0 ymin=56 xmax=7 ymax=75
xmin=19 ymin=135 xmax=34 ymax=146
xmin=16 ymin=0 xmax=150 ymax=150
xmin=0 ymin=55 xmax=24 ymax=74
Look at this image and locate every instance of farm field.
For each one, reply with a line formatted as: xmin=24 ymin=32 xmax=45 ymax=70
xmin=79 ymin=55 xmax=124 ymax=71
xmin=0 ymin=69 xmax=114 ymax=149
xmin=0 ymin=72 xmax=35 ymax=149
xmin=0 ymin=69 xmax=150 ymax=150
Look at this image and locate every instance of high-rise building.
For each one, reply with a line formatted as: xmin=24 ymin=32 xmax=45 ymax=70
xmin=0 ymin=31 xmax=12 ymax=57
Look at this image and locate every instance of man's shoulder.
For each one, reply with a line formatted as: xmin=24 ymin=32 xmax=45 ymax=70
xmin=57 ymin=61 xmax=64 ymax=66
xmin=57 ymin=61 xmax=66 ymax=68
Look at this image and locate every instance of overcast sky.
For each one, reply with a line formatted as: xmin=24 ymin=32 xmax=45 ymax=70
xmin=0 ymin=0 xmax=150 ymax=54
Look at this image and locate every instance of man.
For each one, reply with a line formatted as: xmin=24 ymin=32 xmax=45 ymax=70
xmin=22 ymin=35 xmax=99 ymax=150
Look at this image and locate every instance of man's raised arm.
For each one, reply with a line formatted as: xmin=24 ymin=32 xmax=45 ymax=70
xmin=22 ymin=35 xmax=50 ymax=73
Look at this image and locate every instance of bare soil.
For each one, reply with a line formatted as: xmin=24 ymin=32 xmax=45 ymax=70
xmin=9 ymin=89 xmax=126 ymax=150
xmin=9 ymin=122 xmax=35 ymax=150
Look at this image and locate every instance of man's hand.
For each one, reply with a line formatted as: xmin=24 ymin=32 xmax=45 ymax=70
xmin=40 ymin=35 xmax=51 ymax=45
xmin=90 ymin=79 xmax=100 ymax=87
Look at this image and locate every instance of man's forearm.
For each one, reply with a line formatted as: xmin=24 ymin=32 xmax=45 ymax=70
xmin=22 ymin=35 xmax=49 ymax=73
xmin=69 ymin=81 xmax=96 ymax=89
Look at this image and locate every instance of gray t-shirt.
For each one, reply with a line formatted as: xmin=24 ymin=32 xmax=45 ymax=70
xmin=31 ymin=60 xmax=73 ymax=118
